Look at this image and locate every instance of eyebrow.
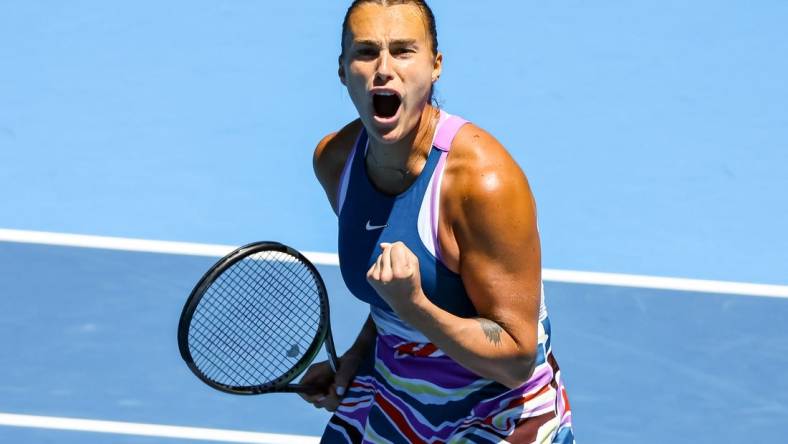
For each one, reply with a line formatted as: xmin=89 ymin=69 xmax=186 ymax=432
xmin=353 ymin=39 xmax=419 ymax=47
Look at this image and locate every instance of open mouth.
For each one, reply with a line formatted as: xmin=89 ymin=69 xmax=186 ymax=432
xmin=372 ymin=92 xmax=402 ymax=119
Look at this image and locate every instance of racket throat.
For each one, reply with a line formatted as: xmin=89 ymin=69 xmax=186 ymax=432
xmin=325 ymin=327 xmax=339 ymax=373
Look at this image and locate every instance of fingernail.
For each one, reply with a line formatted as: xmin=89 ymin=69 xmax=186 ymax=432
xmin=336 ymin=386 xmax=345 ymax=396
xmin=317 ymin=396 xmax=326 ymax=403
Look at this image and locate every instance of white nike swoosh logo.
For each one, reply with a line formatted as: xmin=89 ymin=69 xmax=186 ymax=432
xmin=365 ymin=220 xmax=388 ymax=231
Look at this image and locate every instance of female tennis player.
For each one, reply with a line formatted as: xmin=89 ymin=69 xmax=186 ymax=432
xmin=303 ymin=1 xmax=574 ymax=442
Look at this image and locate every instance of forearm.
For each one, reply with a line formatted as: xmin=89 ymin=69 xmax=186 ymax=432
xmin=401 ymin=299 xmax=536 ymax=389
xmin=344 ymin=315 xmax=377 ymax=358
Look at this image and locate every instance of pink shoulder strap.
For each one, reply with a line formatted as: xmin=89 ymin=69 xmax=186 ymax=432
xmin=433 ymin=112 xmax=469 ymax=152
xmin=429 ymin=111 xmax=469 ymax=262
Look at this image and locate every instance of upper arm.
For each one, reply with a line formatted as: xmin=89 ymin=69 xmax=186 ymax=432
xmin=313 ymin=120 xmax=362 ymax=214
xmin=448 ymin=126 xmax=542 ymax=354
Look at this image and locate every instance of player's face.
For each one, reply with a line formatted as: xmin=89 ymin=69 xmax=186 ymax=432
xmin=340 ymin=3 xmax=442 ymax=144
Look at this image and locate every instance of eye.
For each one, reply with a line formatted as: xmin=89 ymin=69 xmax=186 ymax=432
xmin=354 ymin=47 xmax=379 ymax=60
xmin=391 ymin=47 xmax=416 ymax=58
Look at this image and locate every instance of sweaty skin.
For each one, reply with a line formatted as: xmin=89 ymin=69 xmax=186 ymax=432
xmin=302 ymin=2 xmax=542 ymax=412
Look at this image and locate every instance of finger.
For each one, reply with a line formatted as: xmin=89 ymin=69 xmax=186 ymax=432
xmin=366 ymin=254 xmax=380 ymax=282
xmin=333 ymin=375 xmax=350 ymax=398
xmin=391 ymin=243 xmax=411 ymax=277
xmin=333 ymin=365 xmax=354 ymax=398
xmin=298 ymin=380 xmax=319 ymax=401
xmin=299 ymin=365 xmax=335 ymax=403
xmin=321 ymin=396 xmax=341 ymax=412
xmin=367 ymin=260 xmax=376 ymax=281
xmin=314 ymin=394 xmax=339 ymax=411
xmin=302 ymin=390 xmax=329 ymax=403
xmin=311 ymin=395 xmax=327 ymax=409
xmin=373 ymin=252 xmax=383 ymax=281
xmin=380 ymin=243 xmax=393 ymax=282
xmin=325 ymin=397 xmax=341 ymax=412
xmin=300 ymin=385 xmax=327 ymax=403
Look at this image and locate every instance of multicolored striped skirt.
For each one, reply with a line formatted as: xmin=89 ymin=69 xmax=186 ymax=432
xmin=321 ymin=319 xmax=574 ymax=443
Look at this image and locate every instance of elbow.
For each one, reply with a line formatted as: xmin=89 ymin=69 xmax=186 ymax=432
xmin=498 ymin=354 xmax=536 ymax=389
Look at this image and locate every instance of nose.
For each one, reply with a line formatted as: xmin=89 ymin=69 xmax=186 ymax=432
xmin=374 ymin=51 xmax=394 ymax=84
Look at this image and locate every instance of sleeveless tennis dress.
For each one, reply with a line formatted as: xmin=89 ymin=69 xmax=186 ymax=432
xmin=324 ymin=111 xmax=575 ymax=443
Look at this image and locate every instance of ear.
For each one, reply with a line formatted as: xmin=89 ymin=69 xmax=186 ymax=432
xmin=432 ymin=52 xmax=443 ymax=83
xmin=338 ymin=57 xmax=347 ymax=86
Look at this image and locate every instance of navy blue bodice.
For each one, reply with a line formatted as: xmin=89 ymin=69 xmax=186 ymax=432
xmin=337 ymin=129 xmax=477 ymax=319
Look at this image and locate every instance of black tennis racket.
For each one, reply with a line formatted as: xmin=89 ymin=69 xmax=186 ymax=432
xmin=177 ymin=241 xmax=339 ymax=395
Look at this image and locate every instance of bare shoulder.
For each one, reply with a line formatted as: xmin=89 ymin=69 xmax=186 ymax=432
xmin=443 ymin=123 xmax=534 ymax=209
xmin=313 ymin=118 xmax=363 ymax=182
xmin=436 ymin=122 xmax=539 ymax=277
xmin=313 ymin=119 xmax=363 ymax=212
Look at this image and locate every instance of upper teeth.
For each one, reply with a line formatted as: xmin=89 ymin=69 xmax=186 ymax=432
xmin=376 ymin=92 xmax=396 ymax=96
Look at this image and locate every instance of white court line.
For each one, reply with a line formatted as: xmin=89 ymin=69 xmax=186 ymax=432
xmin=1 ymin=228 xmax=787 ymax=299
xmin=0 ymin=228 xmax=339 ymax=265
xmin=540 ymin=269 xmax=788 ymax=299
xmin=0 ymin=413 xmax=319 ymax=443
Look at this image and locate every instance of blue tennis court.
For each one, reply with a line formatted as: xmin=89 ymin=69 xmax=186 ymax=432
xmin=1 ymin=239 xmax=786 ymax=442
xmin=2 ymin=1 xmax=787 ymax=443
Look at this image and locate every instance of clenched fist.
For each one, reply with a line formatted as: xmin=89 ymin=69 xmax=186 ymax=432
xmin=366 ymin=242 xmax=428 ymax=316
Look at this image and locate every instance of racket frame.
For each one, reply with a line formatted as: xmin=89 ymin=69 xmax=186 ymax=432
xmin=178 ymin=241 xmax=339 ymax=395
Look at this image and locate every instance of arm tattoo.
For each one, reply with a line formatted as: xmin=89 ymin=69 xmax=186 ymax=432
xmin=477 ymin=318 xmax=503 ymax=347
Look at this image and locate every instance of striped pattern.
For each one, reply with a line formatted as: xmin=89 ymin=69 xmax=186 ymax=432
xmin=321 ymin=318 xmax=574 ymax=443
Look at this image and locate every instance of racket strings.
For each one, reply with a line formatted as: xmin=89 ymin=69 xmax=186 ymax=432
xmin=193 ymin=288 xmax=288 ymax=381
xmin=192 ymin=270 xmax=314 ymax=385
xmin=191 ymin=306 xmax=264 ymax=384
xmin=228 ymin=255 xmax=321 ymax=350
xmin=187 ymin=251 xmax=324 ymax=388
xmin=192 ymin=285 xmax=283 ymax=383
xmin=194 ymin=261 xmax=310 ymax=382
xmin=205 ymin=272 xmax=308 ymax=376
xmin=257 ymin=263 xmax=325 ymax=338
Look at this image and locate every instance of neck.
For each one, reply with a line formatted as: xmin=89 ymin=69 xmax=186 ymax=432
xmin=366 ymin=105 xmax=439 ymax=174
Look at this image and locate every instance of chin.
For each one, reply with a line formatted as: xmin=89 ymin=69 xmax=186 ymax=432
xmin=366 ymin=113 xmax=418 ymax=145
xmin=360 ymin=117 xmax=398 ymax=143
